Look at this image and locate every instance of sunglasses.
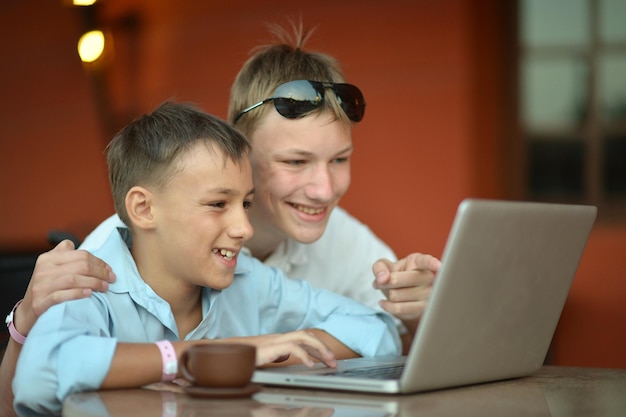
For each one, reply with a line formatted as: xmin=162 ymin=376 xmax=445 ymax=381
xmin=233 ymin=80 xmax=366 ymax=124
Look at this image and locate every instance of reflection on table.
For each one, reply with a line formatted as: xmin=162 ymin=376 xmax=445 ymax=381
xmin=62 ymin=366 xmax=626 ymax=417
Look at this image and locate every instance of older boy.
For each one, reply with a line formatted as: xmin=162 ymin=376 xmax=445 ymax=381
xmin=12 ymin=102 xmax=400 ymax=417
xmin=228 ymin=25 xmax=439 ymax=348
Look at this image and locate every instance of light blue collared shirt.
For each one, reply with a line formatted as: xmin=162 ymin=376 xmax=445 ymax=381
xmin=13 ymin=215 xmax=401 ymax=417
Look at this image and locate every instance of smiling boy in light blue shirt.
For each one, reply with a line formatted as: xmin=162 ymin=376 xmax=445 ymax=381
xmin=12 ymin=102 xmax=400 ymax=417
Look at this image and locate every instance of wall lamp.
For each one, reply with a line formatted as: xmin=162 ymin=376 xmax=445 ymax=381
xmin=77 ymin=30 xmax=105 ymax=63
xmin=67 ymin=0 xmax=142 ymax=139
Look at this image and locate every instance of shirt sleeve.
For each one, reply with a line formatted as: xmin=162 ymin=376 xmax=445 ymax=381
xmin=249 ymin=257 xmax=402 ymax=358
xmin=12 ymin=297 xmax=117 ymax=417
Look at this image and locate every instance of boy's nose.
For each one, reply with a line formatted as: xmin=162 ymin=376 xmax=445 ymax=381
xmin=304 ymin=166 xmax=334 ymax=201
xmin=229 ymin=211 xmax=254 ymax=241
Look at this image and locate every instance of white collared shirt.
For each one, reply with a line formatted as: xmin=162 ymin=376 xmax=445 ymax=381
xmin=258 ymin=207 xmax=397 ymax=310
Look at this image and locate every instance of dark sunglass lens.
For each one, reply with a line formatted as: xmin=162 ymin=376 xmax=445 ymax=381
xmin=273 ymin=98 xmax=319 ymax=119
xmin=334 ymin=84 xmax=365 ymax=122
xmin=343 ymin=101 xmax=365 ymax=122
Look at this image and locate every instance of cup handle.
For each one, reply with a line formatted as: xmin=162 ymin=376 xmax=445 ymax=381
xmin=179 ymin=351 xmax=195 ymax=383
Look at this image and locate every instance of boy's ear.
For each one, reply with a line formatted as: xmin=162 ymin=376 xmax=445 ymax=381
xmin=125 ymin=186 xmax=155 ymax=230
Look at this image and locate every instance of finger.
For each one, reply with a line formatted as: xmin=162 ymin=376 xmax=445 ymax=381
xmin=34 ymin=288 xmax=95 ymax=313
xmin=50 ymin=239 xmax=76 ymax=252
xmin=37 ymin=245 xmax=115 ymax=283
xmin=257 ymin=343 xmax=315 ymax=367
xmin=72 ymin=250 xmax=116 ymax=283
xmin=35 ymin=252 xmax=116 ymax=288
xmin=384 ymin=282 xmax=432 ymax=302
xmin=272 ymin=354 xmax=290 ymax=363
xmin=28 ymin=262 xmax=115 ymax=318
xmin=373 ymin=254 xmax=441 ymax=289
xmin=374 ymin=269 xmax=435 ymax=291
xmin=379 ymin=299 xmax=428 ymax=321
xmin=37 ymin=242 xmax=86 ymax=268
xmin=35 ymin=269 xmax=111 ymax=294
xmin=284 ymin=331 xmax=337 ymax=367
xmin=19 ymin=246 xmax=113 ymax=330
xmin=58 ymin=250 xmax=116 ymax=283
xmin=372 ymin=258 xmax=394 ymax=285
xmin=403 ymin=253 xmax=441 ymax=272
xmin=31 ymin=283 xmax=97 ymax=318
xmin=300 ymin=343 xmax=337 ymax=368
xmin=30 ymin=271 xmax=109 ymax=302
xmin=31 ymin=263 xmax=113 ymax=296
xmin=284 ymin=345 xmax=318 ymax=367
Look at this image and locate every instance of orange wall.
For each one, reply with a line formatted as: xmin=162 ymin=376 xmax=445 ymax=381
xmin=1 ymin=0 xmax=624 ymax=368
xmin=0 ymin=1 xmax=112 ymax=250
xmin=553 ymin=225 xmax=626 ymax=368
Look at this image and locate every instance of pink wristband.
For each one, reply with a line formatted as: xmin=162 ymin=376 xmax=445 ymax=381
xmin=155 ymin=340 xmax=177 ymax=382
xmin=5 ymin=300 xmax=27 ymax=345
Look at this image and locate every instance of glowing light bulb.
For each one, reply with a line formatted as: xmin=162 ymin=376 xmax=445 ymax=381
xmin=77 ymin=30 xmax=105 ymax=63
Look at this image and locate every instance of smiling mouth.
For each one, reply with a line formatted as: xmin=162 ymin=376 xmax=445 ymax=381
xmin=212 ymin=248 xmax=236 ymax=261
xmin=290 ymin=203 xmax=325 ymax=215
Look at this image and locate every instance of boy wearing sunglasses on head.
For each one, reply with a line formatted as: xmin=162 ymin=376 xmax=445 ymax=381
xmin=227 ymin=24 xmax=441 ymax=351
xmin=11 ymin=102 xmax=400 ymax=417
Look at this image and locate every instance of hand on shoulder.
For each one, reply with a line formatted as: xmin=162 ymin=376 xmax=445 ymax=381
xmin=15 ymin=239 xmax=115 ymax=336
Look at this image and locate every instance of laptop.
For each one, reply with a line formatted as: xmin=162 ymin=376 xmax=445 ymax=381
xmin=252 ymin=198 xmax=597 ymax=394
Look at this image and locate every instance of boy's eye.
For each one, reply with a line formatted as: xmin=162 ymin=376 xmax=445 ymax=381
xmin=333 ymin=157 xmax=349 ymax=164
xmin=285 ymin=160 xmax=305 ymax=166
xmin=243 ymin=200 xmax=253 ymax=210
xmin=209 ymin=202 xmax=226 ymax=208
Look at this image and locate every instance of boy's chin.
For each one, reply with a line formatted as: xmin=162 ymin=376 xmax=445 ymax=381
xmin=205 ymin=274 xmax=235 ymax=290
xmin=289 ymin=225 xmax=326 ymax=244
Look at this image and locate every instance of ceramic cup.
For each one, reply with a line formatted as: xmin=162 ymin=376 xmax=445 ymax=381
xmin=180 ymin=344 xmax=256 ymax=388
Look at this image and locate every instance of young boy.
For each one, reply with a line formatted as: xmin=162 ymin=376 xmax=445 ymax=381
xmin=12 ymin=102 xmax=400 ymax=417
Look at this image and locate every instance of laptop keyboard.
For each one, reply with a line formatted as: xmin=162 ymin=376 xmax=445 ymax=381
xmin=329 ymin=364 xmax=405 ymax=380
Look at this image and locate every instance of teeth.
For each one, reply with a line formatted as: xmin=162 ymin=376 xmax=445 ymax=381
xmin=293 ymin=204 xmax=324 ymax=215
xmin=212 ymin=248 xmax=236 ymax=260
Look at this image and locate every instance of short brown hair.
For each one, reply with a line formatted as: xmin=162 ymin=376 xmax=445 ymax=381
xmin=107 ymin=101 xmax=251 ymax=225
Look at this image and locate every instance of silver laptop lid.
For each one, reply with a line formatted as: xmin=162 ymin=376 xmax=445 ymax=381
xmin=402 ymin=199 xmax=596 ymax=392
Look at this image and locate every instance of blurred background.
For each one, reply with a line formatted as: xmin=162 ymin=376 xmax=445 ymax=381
xmin=1 ymin=0 xmax=625 ymax=367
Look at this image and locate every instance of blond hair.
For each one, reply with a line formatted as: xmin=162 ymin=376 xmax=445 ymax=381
xmin=228 ymin=21 xmax=350 ymax=137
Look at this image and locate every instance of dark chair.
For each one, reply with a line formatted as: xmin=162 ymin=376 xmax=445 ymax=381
xmin=0 ymin=251 xmax=37 ymax=353
xmin=0 ymin=231 xmax=80 ymax=354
